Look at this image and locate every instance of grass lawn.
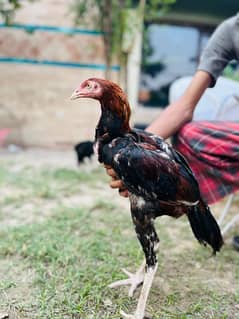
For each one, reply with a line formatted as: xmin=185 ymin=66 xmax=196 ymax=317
xmin=0 ymin=150 xmax=239 ymax=319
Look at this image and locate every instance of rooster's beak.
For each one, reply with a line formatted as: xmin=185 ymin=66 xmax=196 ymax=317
xmin=70 ymin=90 xmax=80 ymax=100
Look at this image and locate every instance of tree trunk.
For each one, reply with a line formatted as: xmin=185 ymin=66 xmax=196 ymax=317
xmin=100 ymin=1 xmax=113 ymax=79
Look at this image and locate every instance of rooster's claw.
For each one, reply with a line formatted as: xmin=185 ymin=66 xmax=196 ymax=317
xmin=108 ymin=266 xmax=145 ymax=297
xmin=120 ymin=310 xmax=137 ymax=319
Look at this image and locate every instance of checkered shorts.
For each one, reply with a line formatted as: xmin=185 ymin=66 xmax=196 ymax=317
xmin=173 ymin=121 xmax=239 ymax=204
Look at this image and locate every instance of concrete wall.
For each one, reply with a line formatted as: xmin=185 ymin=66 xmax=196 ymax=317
xmin=1 ymin=64 xmax=105 ymax=148
xmin=0 ymin=0 xmax=119 ymax=148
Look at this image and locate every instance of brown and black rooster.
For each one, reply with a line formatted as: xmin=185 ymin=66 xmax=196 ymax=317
xmin=71 ymin=78 xmax=223 ymax=319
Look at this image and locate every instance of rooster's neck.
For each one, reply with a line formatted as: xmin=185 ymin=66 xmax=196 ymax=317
xmin=95 ymin=99 xmax=131 ymax=143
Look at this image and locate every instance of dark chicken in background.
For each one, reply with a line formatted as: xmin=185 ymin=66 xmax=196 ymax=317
xmin=74 ymin=140 xmax=94 ymax=164
xmin=71 ymin=78 xmax=223 ymax=319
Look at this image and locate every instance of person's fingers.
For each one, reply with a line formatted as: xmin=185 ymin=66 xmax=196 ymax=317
xmin=110 ymin=180 xmax=123 ymax=189
xmin=103 ymin=164 xmax=118 ymax=179
xmin=119 ymin=189 xmax=129 ymax=197
xmin=106 ymin=168 xmax=117 ymax=178
xmin=103 ymin=164 xmax=129 ymax=197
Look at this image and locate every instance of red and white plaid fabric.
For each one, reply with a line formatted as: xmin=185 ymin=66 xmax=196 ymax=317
xmin=173 ymin=121 xmax=239 ymax=205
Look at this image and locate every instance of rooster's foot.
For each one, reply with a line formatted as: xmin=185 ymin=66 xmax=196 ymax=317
xmin=108 ymin=264 xmax=145 ymax=297
xmin=120 ymin=310 xmax=141 ymax=319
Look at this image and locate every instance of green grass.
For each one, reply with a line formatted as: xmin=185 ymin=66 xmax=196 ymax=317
xmin=224 ymin=66 xmax=239 ymax=82
xmin=0 ymin=158 xmax=239 ymax=319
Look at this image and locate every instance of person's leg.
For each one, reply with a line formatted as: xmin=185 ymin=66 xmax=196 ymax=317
xmin=173 ymin=120 xmax=239 ymax=250
xmin=173 ymin=120 xmax=239 ymax=205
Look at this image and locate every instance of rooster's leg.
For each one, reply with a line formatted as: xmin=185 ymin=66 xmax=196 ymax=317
xmin=119 ymin=217 xmax=159 ymax=319
xmin=120 ymin=263 xmax=158 ymax=319
xmin=109 ymin=241 xmax=159 ymax=297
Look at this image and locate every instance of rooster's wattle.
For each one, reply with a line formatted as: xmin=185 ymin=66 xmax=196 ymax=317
xmin=71 ymin=78 xmax=223 ymax=319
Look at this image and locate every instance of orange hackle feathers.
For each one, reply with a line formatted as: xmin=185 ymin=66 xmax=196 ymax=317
xmin=89 ymin=78 xmax=131 ymax=133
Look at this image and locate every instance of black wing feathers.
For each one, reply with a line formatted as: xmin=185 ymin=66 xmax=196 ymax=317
xmin=102 ymin=131 xmax=200 ymax=202
xmin=115 ymin=144 xmax=178 ymax=200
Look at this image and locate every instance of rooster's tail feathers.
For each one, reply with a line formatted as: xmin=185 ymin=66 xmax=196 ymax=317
xmin=187 ymin=201 xmax=223 ymax=254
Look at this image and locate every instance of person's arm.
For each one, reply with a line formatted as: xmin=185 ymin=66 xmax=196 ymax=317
xmin=148 ymin=15 xmax=237 ymax=138
xmin=146 ymin=70 xmax=212 ymax=138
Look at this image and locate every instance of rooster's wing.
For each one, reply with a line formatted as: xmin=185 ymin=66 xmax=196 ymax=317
xmin=102 ymin=134 xmax=200 ymax=203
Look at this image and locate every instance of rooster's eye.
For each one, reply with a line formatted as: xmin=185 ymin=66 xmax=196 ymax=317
xmin=86 ymin=84 xmax=92 ymax=90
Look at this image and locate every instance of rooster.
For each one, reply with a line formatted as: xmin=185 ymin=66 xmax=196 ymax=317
xmin=71 ymin=78 xmax=223 ymax=319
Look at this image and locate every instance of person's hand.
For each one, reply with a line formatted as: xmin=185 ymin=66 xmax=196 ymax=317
xmin=104 ymin=164 xmax=129 ymax=197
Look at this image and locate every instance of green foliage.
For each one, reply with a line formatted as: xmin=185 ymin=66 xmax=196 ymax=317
xmin=0 ymin=0 xmax=19 ymax=24
xmin=0 ymin=0 xmax=35 ymax=24
xmin=145 ymin=0 xmax=177 ymax=20
xmin=71 ymin=0 xmax=176 ymax=76
xmin=223 ymin=64 xmax=239 ymax=82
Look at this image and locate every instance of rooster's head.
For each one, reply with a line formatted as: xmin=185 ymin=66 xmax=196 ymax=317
xmin=70 ymin=78 xmax=106 ymax=100
xmin=71 ymin=78 xmax=131 ymax=133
